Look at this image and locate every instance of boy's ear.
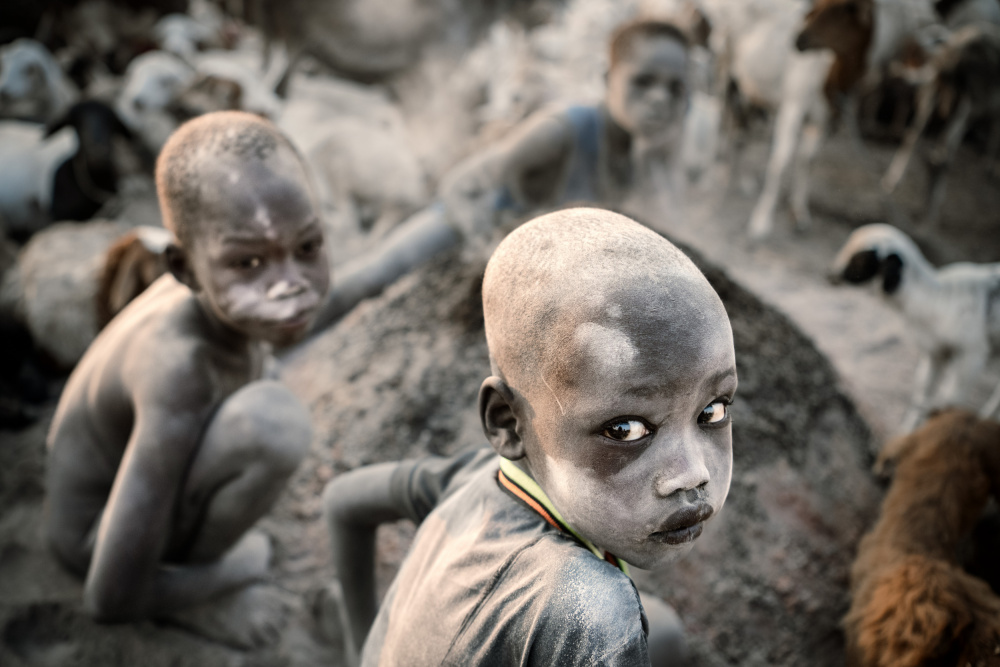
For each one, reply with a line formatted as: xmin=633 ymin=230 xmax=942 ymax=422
xmin=479 ymin=376 xmax=526 ymax=460
xmin=164 ymin=243 xmax=200 ymax=291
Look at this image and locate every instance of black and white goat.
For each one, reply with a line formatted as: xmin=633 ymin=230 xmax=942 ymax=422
xmin=47 ymin=101 xmax=133 ymax=224
xmin=0 ymin=101 xmax=132 ymax=239
xmin=830 ymin=223 xmax=1000 ymax=432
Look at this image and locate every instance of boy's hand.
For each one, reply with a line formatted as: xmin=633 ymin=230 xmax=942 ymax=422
xmin=440 ymin=149 xmax=504 ymax=242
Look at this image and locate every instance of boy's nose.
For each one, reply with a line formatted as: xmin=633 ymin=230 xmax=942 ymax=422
xmin=646 ymin=85 xmax=670 ymax=104
xmin=653 ymin=434 xmax=711 ymax=498
xmin=267 ymin=261 xmax=308 ymax=300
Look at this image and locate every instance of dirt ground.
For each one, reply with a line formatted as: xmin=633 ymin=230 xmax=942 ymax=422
xmin=2 ymin=123 xmax=999 ymax=665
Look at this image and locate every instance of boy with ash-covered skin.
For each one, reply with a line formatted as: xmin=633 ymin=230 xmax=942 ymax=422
xmin=311 ymin=19 xmax=692 ymax=331
xmin=44 ymin=111 xmax=329 ymax=648
xmin=321 ymin=208 xmax=737 ymax=665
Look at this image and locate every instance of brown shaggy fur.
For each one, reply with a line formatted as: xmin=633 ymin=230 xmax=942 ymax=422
xmin=845 ymin=409 xmax=1000 ymax=667
xmin=95 ymin=231 xmax=168 ymax=328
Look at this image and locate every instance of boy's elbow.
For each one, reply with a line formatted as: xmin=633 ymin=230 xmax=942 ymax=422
xmin=321 ymin=475 xmax=353 ymax=522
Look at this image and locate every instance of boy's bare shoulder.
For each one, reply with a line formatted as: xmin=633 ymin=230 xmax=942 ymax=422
xmin=86 ymin=276 xmax=242 ymax=405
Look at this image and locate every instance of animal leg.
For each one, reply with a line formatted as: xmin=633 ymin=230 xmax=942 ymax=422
xmin=900 ymin=353 xmax=944 ymax=434
xmin=924 ymin=95 xmax=972 ymax=226
xmin=790 ymin=119 xmax=825 ymax=231
xmin=981 ymin=379 xmax=1000 ymax=419
xmin=749 ymin=99 xmax=805 ymax=239
xmin=882 ymin=80 xmax=937 ymax=193
xmin=933 ymin=345 xmax=985 ymax=414
xmin=986 ymin=118 xmax=1000 ymax=181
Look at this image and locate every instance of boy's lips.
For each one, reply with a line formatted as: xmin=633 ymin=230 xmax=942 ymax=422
xmin=648 ymin=503 xmax=714 ymax=545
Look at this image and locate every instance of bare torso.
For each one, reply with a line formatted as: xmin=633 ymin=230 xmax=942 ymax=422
xmin=46 ymin=274 xmax=266 ymax=564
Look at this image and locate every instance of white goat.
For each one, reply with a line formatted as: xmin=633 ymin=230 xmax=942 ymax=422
xmin=0 ymin=39 xmax=79 ymax=124
xmin=830 ymin=223 xmax=1000 ymax=432
xmin=740 ymin=0 xmax=937 ymax=238
xmin=115 ymin=50 xmax=196 ymax=153
xmin=154 ymin=14 xmax=220 ymax=59
xmin=0 ymin=122 xmax=77 ymax=237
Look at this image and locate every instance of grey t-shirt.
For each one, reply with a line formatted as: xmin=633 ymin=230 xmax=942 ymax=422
xmin=361 ymin=448 xmax=650 ymax=666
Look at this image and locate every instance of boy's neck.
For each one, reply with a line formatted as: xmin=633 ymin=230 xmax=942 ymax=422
xmin=601 ymin=106 xmax=634 ymax=189
xmin=498 ymin=457 xmax=630 ymax=575
xmin=192 ymin=292 xmax=254 ymax=353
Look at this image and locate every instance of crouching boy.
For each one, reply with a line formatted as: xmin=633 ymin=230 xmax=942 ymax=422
xmin=322 ymin=207 xmax=737 ymax=665
xmin=44 ymin=111 xmax=330 ymax=647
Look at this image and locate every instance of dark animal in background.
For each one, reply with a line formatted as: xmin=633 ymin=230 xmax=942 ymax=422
xmin=844 ymin=409 xmax=1000 ymax=667
xmin=881 ymin=23 xmax=1000 ymax=224
xmin=795 ymin=0 xmax=874 ymax=113
xmin=0 ymin=311 xmax=51 ymax=429
xmin=830 ymin=223 xmax=1000 ymax=432
xmin=95 ymin=226 xmax=170 ymax=328
xmin=47 ymin=100 xmax=133 ymax=223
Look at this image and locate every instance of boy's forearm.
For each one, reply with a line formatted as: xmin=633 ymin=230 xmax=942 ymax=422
xmin=307 ymin=206 xmax=460 ymax=333
xmin=85 ymin=557 xmax=259 ymax=622
xmin=322 ymin=463 xmax=410 ymax=651
xmin=329 ymin=519 xmax=379 ymax=652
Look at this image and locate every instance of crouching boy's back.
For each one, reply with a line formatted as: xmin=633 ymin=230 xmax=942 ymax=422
xmin=324 ymin=207 xmax=737 ymax=665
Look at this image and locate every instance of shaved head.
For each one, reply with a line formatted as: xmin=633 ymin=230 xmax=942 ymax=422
xmin=482 ymin=207 xmax=727 ymax=394
xmin=156 ymin=111 xmax=308 ymax=246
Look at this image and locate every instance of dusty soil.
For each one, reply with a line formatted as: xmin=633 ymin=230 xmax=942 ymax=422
xmin=2 ymin=97 xmax=999 ymax=667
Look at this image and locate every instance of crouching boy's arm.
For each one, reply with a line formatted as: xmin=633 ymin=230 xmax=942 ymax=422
xmin=83 ymin=367 xmax=258 ymax=622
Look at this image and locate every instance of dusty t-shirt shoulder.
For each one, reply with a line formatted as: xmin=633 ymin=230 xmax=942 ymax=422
xmin=363 ymin=449 xmax=649 ymax=667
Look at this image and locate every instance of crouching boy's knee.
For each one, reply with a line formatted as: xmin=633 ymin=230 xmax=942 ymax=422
xmin=209 ymin=380 xmax=312 ymax=475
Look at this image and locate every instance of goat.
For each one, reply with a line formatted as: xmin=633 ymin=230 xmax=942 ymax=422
xmin=0 ymin=101 xmax=132 ymax=239
xmin=115 ymin=50 xmax=195 ymax=153
xmin=881 ymin=23 xmax=1000 ymax=225
xmin=0 ymin=39 xmax=79 ymax=124
xmin=746 ymin=0 xmax=937 ymax=239
xmin=154 ymin=13 xmax=223 ymax=59
xmin=47 ymin=101 xmax=133 ymax=223
xmin=935 ymin=0 xmax=1000 ymax=29
xmin=0 ymin=122 xmax=76 ymax=238
xmin=95 ymin=226 xmax=170 ymax=328
xmin=830 ymin=223 xmax=1000 ymax=432
xmin=844 ymin=408 xmax=1000 ymax=667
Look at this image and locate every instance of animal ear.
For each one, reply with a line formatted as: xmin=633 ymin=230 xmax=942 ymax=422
xmin=113 ymin=111 xmax=133 ymax=140
xmin=479 ymin=376 xmax=526 ymax=461
xmin=873 ymin=432 xmax=916 ymax=478
xmin=881 ymin=253 xmax=903 ymax=294
xmin=44 ymin=108 xmax=73 ymax=138
xmin=842 ymin=249 xmax=880 ymax=283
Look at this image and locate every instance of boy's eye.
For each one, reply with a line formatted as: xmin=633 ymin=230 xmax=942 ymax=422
xmin=602 ymin=418 xmax=653 ymax=442
xmin=297 ymin=237 xmax=323 ymax=259
xmin=234 ymin=256 xmax=262 ymax=270
xmin=633 ymin=74 xmax=656 ymax=88
xmin=699 ymin=401 xmax=729 ymax=425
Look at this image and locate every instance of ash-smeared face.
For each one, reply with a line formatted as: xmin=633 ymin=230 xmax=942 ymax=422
xmin=521 ymin=280 xmax=736 ymax=570
xmin=187 ymin=148 xmax=330 ymax=345
xmin=607 ymin=34 xmax=690 ymax=140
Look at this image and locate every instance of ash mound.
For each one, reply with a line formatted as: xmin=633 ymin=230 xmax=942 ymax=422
xmin=283 ymin=230 xmax=879 ymax=667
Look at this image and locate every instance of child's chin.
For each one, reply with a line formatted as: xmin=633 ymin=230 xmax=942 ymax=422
xmin=625 ymin=540 xmax=696 ymax=571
